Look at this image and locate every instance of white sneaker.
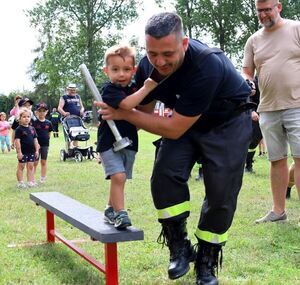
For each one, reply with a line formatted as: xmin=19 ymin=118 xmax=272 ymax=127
xmin=27 ymin=181 xmax=38 ymax=188
xmin=40 ymin=177 xmax=46 ymax=184
xmin=17 ymin=182 xmax=27 ymax=189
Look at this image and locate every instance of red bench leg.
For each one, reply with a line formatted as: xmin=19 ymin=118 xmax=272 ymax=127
xmin=46 ymin=210 xmax=55 ymax=242
xmin=105 ymin=243 xmax=118 ymax=285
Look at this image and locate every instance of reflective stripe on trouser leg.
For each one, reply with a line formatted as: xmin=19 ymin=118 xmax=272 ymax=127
xmin=195 ymin=228 xmax=228 ymax=244
xmin=194 ymin=112 xmax=252 ymax=240
xmin=151 ymin=136 xmax=198 ymax=221
xmin=157 ymin=201 xmax=190 ymax=219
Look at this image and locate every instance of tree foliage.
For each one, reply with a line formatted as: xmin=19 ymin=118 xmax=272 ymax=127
xmin=171 ymin=0 xmax=300 ymax=64
xmin=27 ymin=0 xmax=141 ymax=109
xmin=26 ymin=0 xmax=300 ymax=109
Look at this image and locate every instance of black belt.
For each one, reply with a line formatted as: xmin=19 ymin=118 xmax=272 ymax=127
xmin=234 ymin=102 xmax=257 ymax=115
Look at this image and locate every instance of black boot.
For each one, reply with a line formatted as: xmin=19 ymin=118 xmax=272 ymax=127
xmin=158 ymin=219 xmax=195 ymax=280
xmin=195 ymin=240 xmax=222 ymax=285
xmin=245 ymin=151 xmax=255 ymax=173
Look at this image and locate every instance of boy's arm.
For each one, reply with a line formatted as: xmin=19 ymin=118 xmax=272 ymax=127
xmin=118 ymin=78 xmax=158 ymax=110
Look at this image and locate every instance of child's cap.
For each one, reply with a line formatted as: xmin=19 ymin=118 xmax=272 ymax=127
xmin=36 ymin=102 xmax=49 ymax=111
xmin=18 ymin=97 xmax=34 ymax=107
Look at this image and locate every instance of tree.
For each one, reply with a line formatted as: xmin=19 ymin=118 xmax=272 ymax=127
xmin=27 ymin=0 xmax=142 ymax=109
xmin=174 ymin=0 xmax=300 ymax=65
xmin=280 ymin=0 xmax=300 ymax=20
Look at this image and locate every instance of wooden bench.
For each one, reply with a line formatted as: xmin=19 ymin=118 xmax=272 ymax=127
xmin=30 ymin=192 xmax=144 ymax=285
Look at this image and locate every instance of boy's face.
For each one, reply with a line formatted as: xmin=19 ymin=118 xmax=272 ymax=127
xmin=36 ymin=108 xmax=48 ymax=119
xmin=103 ymin=55 xmax=136 ymax=87
xmin=0 ymin=114 xmax=5 ymax=120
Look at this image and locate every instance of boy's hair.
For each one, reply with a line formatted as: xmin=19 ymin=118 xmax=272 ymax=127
xmin=145 ymin=12 xmax=184 ymax=40
xmin=18 ymin=108 xmax=32 ymax=120
xmin=104 ymin=44 xmax=136 ymax=66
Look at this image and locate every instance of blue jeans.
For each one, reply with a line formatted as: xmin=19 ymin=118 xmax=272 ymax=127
xmin=0 ymin=135 xmax=10 ymax=151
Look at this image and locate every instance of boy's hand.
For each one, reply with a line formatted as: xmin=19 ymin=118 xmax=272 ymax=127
xmin=17 ymin=152 xmax=23 ymax=160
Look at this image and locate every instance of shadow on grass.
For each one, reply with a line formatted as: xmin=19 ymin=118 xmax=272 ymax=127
xmin=27 ymin=243 xmax=105 ymax=285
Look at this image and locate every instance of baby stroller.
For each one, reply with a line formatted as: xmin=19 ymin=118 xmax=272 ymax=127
xmin=60 ymin=115 xmax=96 ymax=162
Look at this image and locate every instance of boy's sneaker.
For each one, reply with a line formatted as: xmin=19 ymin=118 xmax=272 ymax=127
xmin=255 ymin=210 xmax=287 ymax=224
xmin=104 ymin=206 xmax=115 ymax=225
xmin=17 ymin=182 xmax=27 ymax=189
xmin=114 ymin=210 xmax=132 ymax=230
xmin=27 ymin=181 xmax=38 ymax=188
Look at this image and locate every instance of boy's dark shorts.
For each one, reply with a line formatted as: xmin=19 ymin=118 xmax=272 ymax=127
xmin=38 ymin=146 xmax=49 ymax=160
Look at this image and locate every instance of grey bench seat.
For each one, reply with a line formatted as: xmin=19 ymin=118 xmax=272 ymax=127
xmin=30 ymin=191 xmax=144 ymax=284
xmin=30 ymin=191 xmax=144 ymax=243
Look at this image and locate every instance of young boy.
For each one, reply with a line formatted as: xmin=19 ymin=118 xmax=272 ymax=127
xmin=33 ymin=102 xmax=53 ymax=183
xmin=15 ymin=108 xmax=39 ymax=188
xmin=96 ymin=44 xmax=157 ymax=229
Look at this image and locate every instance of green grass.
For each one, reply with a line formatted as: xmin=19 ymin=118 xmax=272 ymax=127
xmin=0 ymin=126 xmax=299 ymax=284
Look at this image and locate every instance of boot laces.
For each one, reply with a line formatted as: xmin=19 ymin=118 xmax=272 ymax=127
xmin=157 ymin=227 xmax=167 ymax=248
xmin=157 ymin=226 xmax=190 ymax=260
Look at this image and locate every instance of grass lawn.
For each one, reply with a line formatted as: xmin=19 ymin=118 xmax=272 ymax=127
xmin=0 ymin=126 xmax=299 ymax=285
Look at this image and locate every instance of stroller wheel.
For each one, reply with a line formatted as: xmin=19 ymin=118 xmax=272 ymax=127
xmin=74 ymin=151 xmax=83 ymax=162
xmin=60 ymin=149 xmax=67 ymax=161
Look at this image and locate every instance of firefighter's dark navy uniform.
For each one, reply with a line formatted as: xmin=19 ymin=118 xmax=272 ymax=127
xmin=135 ymin=38 xmax=252 ymax=283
